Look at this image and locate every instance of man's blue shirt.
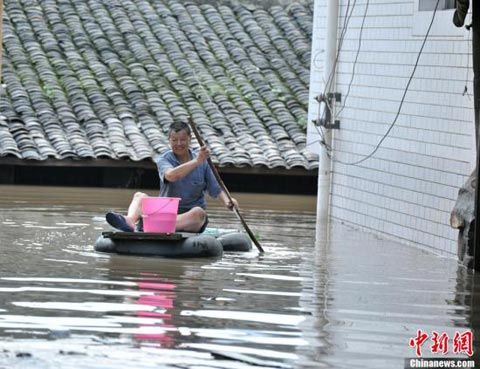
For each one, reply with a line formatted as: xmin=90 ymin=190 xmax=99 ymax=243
xmin=156 ymin=149 xmax=222 ymax=213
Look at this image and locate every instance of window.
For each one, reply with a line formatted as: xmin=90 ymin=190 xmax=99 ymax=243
xmin=413 ymin=0 xmax=467 ymax=37
xmin=419 ymin=0 xmax=455 ymax=11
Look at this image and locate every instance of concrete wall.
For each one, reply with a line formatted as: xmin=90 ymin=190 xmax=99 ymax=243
xmin=307 ymin=0 xmax=475 ymax=256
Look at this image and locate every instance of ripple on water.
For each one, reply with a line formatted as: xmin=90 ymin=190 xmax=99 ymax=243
xmin=0 ymin=196 xmax=477 ymax=369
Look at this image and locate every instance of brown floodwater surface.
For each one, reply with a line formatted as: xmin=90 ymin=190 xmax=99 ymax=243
xmin=0 ymin=185 xmax=477 ymax=369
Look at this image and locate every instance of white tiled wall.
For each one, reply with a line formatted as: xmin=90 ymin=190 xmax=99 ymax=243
xmin=307 ymin=0 xmax=476 ymax=256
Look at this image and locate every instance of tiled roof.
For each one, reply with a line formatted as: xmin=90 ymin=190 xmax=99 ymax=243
xmin=0 ymin=0 xmax=318 ymax=170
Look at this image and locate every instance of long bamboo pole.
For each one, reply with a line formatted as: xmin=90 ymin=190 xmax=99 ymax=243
xmin=188 ymin=117 xmax=265 ymax=253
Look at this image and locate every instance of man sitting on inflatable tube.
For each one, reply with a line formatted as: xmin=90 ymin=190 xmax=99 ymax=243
xmin=105 ymin=120 xmax=238 ymax=233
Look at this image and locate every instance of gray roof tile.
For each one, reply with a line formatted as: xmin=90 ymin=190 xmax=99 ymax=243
xmin=1 ymin=0 xmax=318 ymax=170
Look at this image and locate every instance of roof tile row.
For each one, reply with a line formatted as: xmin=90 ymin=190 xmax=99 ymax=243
xmin=1 ymin=0 xmax=318 ymax=170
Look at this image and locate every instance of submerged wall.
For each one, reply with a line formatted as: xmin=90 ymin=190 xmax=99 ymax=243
xmin=0 ymin=160 xmax=317 ymax=194
xmin=307 ymin=0 xmax=475 ymax=256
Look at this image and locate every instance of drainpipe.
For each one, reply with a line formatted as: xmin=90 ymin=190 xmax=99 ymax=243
xmin=316 ymin=0 xmax=338 ymax=236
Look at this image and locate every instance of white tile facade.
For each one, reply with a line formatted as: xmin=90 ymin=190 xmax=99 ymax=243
xmin=307 ymin=0 xmax=475 ymax=256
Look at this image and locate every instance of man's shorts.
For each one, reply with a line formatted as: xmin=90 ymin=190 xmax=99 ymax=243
xmin=136 ymin=213 xmax=208 ymax=233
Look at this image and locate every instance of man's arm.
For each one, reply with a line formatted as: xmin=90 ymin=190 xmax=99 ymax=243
xmin=165 ymin=146 xmax=209 ymax=182
xmin=203 ymin=158 xmax=238 ymax=210
xmin=218 ymin=191 xmax=238 ymax=210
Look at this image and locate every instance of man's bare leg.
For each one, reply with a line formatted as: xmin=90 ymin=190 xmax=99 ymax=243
xmin=124 ymin=192 xmax=148 ymax=229
xmin=175 ymin=207 xmax=207 ymax=232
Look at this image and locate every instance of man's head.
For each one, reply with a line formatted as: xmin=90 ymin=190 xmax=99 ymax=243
xmin=168 ymin=120 xmax=191 ymax=157
xmin=168 ymin=120 xmax=191 ymax=137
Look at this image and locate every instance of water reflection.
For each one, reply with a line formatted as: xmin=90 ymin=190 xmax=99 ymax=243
xmin=0 ymin=186 xmax=478 ymax=368
xmin=455 ymin=266 xmax=479 ymax=366
xmin=106 ymin=257 xmax=179 ymax=348
xmin=132 ymin=277 xmax=176 ymax=347
xmin=300 ymin=222 xmax=479 ymax=369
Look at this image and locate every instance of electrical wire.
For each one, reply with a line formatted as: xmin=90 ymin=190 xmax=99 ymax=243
xmin=312 ymin=98 xmax=332 ymax=152
xmin=313 ymin=0 xmax=441 ymax=166
xmin=335 ymin=0 xmax=369 ymax=118
xmin=322 ymin=0 xmax=355 ymax=97
xmin=313 ymin=0 xmax=356 ymax=132
xmin=310 ymin=0 xmax=363 ymax=152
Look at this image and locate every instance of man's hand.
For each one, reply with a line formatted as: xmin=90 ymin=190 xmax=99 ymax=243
xmin=226 ymin=197 xmax=239 ymax=211
xmin=218 ymin=191 xmax=238 ymax=211
xmin=196 ymin=145 xmax=210 ymax=164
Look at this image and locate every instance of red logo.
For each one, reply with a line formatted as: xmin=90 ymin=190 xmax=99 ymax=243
xmin=409 ymin=329 xmax=429 ymax=357
xmin=453 ymin=331 xmax=473 ymax=356
xmin=431 ymin=331 xmax=449 ymax=354
xmin=409 ymin=330 xmax=473 ymax=357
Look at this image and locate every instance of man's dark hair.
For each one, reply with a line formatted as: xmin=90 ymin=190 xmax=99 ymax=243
xmin=168 ymin=120 xmax=191 ymax=136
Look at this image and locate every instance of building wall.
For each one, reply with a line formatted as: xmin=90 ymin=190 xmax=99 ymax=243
xmin=307 ymin=0 xmax=475 ymax=256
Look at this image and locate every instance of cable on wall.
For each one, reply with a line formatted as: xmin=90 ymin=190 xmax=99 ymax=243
xmin=312 ymin=0 xmax=441 ymax=167
xmin=335 ymin=0 xmax=369 ymax=118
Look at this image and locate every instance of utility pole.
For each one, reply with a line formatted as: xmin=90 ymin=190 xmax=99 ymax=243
xmin=315 ymin=0 xmax=338 ymax=239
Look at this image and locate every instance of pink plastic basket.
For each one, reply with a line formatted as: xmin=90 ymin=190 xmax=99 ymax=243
xmin=141 ymin=197 xmax=181 ymax=233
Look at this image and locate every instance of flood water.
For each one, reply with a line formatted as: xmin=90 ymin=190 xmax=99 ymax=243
xmin=0 ymin=185 xmax=478 ymax=369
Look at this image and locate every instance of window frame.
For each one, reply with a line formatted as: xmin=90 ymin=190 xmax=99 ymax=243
xmin=413 ymin=0 xmax=468 ymax=37
xmin=418 ymin=0 xmax=455 ymax=11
